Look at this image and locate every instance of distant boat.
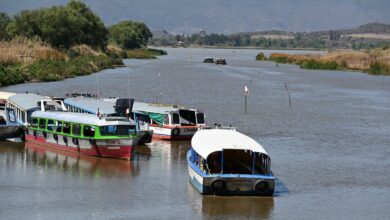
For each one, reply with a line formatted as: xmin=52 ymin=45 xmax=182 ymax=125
xmin=187 ymin=128 xmax=275 ymax=196
xmin=203 ymin=57 xmax=215 ymax=63
xmin=215 ymin=58 xmax=227 ymax=65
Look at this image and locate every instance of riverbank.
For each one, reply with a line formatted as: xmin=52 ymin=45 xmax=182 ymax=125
xmin=0 ymin=38 xmax=167 ymax=87
xmin=261 ymin=47 xmax=390 ymax=75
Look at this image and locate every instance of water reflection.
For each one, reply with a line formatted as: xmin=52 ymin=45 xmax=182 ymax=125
xmin=24 ymin=142 xmax=139 ymax=178
xmin=147 ymin=140 xmax=191 ymax=161
xmin=200 ymin=194 xmax=274 ymax=218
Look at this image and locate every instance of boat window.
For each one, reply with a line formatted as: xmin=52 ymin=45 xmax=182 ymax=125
xmin=254 ymin=153 xmax=271 ymax=175
xmin=222 ymin=149 xmax=253 ymax=174
xmin=56 ymin=121 xmax=63 ymax=132
xmin=39 ymin=118 xmax=46 ymax=129
xmin=163 ymin=114 xmax=170 ymax=125
xmin=31 ymin=118 xmax=38 ymax=128
xmin=172 ymin=113 xmax=180 ymax=124
xmin=63 ymin=122 xmax=71 ymax=134
xmin=0 ymin=116 xmax=6 ymax=125
xmin=99 ymin=125 xmax=135 ymax=136
xmin=179 ymin=110 xmax=196 ymax=125
xmin=47 ymin=120 xmax=55 ymax=131
xmin=206 ymin=151 xmax=222 ymax=174
xmin=196 ymin=113 xmax=205 ymax=124
xmin=72 ymin=124 xmax=81 ymax=136
xmin=83 ymin=126 xmax=95 ymax=137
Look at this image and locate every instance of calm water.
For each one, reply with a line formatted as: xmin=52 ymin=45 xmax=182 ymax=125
xmin=1 ymin=48 xmax=390 ymax=219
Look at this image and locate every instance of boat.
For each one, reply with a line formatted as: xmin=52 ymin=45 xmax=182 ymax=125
xmin=187 ymin=128 xmax=275 ymax=196
xmin=215 ymin=58 xmax=227 ymax=65
xmin=132 ymin=102 xmax=208 ymax=140
xmin=63 ymin=96 xmax=153 ymax=144
xmin=6 ymin=93 xmax=49 ymax=125
xmin=0 ymin=92 xmax=25 ymax=141
xmin=25 ymin=111 xmax=141 ymax=160
xmin=203 ymin=57 xmax=215 ymax=63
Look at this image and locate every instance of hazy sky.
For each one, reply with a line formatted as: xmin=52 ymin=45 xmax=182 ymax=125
xmin=1 ymin=0 xmax=389 ymax=33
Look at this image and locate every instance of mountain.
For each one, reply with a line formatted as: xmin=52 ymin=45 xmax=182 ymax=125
xmin=1 ymin=0 xmax=389 ymax=34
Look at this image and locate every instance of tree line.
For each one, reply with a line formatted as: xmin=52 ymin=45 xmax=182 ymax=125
xmin=0 ymin=0 xmax=152 ymax=50
xmin=152 ymin=28 xmax=390 ymax=50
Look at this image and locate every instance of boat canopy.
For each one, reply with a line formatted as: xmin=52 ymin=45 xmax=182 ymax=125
xmin=32 ymin=111 xmax=134 ymax=126
xmin=191 ymin=129 xmax=268 ymax=159
xmin=133 ymin=102 xmax=181 ymax=115
xmin=0 ymin=91 xmax=16 ymax=100
xmin=8 ymin=93 xmax=48 ymax=111
xmin=64 ymin=97 xmax=117 ymax=115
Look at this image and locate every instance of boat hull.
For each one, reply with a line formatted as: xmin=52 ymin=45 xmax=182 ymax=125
xmin=187 ymin=151 xmax=275 ymax=196
xmin=149 ymin=125 xmax=200 ymax=140
xmin=0 ymin=125 xmax=24 ymax=140
xmin=26 ymin=130 xmax=139 ymax=160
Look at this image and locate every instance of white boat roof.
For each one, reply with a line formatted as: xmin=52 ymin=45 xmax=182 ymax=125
xmin=8 ymin=93 xmax=48 ymax=110
xmin=133 ymin=101 xmax=192 ymax=114
xmin=32 ymin=111 xmax=134 ymax=126
xmin=0 ymin=91 xmax=16 ymax=100
xmin=64 ymin=97 xmax=117 ymax=115
xmin=191 ymin=129 xmax=268 ymax=158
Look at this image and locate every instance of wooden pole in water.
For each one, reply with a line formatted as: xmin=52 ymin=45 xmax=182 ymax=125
xmin=382 ymin=71 xmax=384 ymax=90
xmin=285 ymin=82 xmax=292 ymax=110
xmin=244 ymin=84 xmax=249 ymax=114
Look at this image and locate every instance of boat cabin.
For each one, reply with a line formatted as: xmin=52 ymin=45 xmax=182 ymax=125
xmin=190 ymin=129 xmax=271 ymax=175
xmin=132 ymin=102 xmax=206 ymax=127
xmin=30 ymin=111 xmax=137 ymax=139
xmin=7 ymin=93 xmax=48 ymax=124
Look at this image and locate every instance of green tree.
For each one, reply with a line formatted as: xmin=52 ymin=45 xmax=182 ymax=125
xmin=109 ymin=20 xmax=152 ymax=49
xmin=0 ymin=12 xmax=11 ymax=40
xmin=6 ymin=0 xmax=108 ymax=49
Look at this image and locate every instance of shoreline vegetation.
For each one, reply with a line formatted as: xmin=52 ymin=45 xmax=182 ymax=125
xmin=0 ymin=1 xmax=166 ymax=87
xmin=0 ymin=38 xmax=166 ymax=86
xmin=256 ymin=47 xmax=390 ymax=75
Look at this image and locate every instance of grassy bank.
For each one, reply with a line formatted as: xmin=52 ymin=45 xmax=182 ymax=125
xmin=263 ymin=47 xmax=390 ymax=75
xmin=107 ymin=45 xmax=167 ymax=59
xmin=0 ymin=38 xmax=167 ymax=86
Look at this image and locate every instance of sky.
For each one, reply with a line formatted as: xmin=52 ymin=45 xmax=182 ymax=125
xmin=1 ymin=0 xmax=389 ymax=33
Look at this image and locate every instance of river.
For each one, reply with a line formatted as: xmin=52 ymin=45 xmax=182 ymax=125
xmin=1 ymin=48 xmax=389 ymax=219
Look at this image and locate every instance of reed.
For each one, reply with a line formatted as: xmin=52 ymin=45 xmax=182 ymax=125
xmin=0 ymin=36 xmax=67 ymax=66
xmin=268 ymin=48 xmax=390 ymax=75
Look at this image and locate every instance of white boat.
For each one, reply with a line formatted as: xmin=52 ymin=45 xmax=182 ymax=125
xmin=187 ymin=128 xmax=275 ymax=196
xmin=64 ymin=96 xmax=153 ymax=144
xmin=132 ymin=102 xmax=208 ymax=140
xmin=0 ymin=92 xmax=25 ymax=141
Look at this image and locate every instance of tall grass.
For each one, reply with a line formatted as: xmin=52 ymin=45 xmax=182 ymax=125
xmin=0 ymin=36 xmax=67 ymax=66
xmin=268 ymin=48 xmax=390 ymax=75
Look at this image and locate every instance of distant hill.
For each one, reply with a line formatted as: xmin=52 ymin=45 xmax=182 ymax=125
xmin=1 ymin=0 xmax=389 ymax=34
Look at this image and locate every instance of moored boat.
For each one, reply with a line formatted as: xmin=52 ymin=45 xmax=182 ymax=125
xmin=187 ymin=128 xmax=275 ymax=196
xmin=132 ymin=102 xmax=208 ymax=140
xmin=64 ymin=96 xmax=153 ymax=144
xmin=0 ymin=92 xmax=25 ymax=141
xmin=26 ymin=111 xmax=141 ymax=160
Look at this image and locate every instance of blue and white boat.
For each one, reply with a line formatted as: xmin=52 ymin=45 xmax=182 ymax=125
xmin=187 ymin=128 xmax=275 ymax=196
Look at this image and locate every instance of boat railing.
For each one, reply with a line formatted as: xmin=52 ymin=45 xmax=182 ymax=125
xmin=198 ymin=124 xmax=236 ymax=131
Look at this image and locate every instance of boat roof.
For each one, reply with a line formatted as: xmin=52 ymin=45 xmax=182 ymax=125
xmin=64 ymin=97 xmax=116 ymax=115
xmin=133 ymin=102 xmax=196 ymax=114
xmin=191 ymin=129 xmax=268 ymax=158
xmin=32 ymin=111 xmax=134 ymax=126
xmin=0 ymin=91 xmax=16 ymax=100
xmin=8 ymin=93 xmax=48 ymax=110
